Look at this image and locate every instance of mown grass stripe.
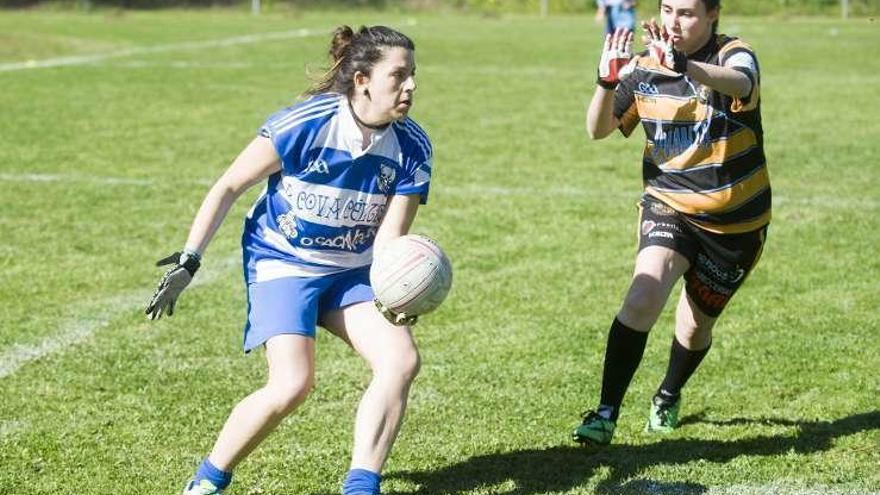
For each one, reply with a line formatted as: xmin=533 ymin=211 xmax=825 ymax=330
xmin=0 ymin=255 xmax=240 ymax=379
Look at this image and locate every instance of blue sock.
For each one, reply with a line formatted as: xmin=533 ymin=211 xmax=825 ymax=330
xmin=194 ymin=458 xmax=233 ymax=490
xmin=342 ymin=468 xmax=381 ymax=495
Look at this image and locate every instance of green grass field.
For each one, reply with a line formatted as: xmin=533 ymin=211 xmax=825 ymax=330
xmin=1 ymin=8 xmax=879 ymax=495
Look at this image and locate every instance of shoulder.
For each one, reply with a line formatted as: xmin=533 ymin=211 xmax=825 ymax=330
xmin=716 ymin=35 xmax=758 ymax=63
xmin=392 ymin=117 xmax=433 ymax=160
xmin=262 ymin=93 xmax=343 ymax=139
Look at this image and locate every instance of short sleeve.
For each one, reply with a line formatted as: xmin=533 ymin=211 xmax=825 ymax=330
xmin=720 ymin=41 xmax=761 ymax=113
xmin=258 ymin=108 xmax=301 ymax=168
xmin=393 ymin=119 xmax=433 ymax=204
xmin=256 ymin=95 xmax=341 ymax=173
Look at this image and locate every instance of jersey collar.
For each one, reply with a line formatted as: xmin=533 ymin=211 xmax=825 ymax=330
xmin=339 ymin=97 xmax=392 ymax=158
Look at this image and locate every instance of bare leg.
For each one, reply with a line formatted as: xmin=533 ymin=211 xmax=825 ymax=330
xmin=207 ymin=334 xmax=315 ymax=470
xmin=322 ymin=302 xmax=420 ymax=472
xmin=617 ymin=245 xmax=691 ymax=331
xmin=651 ymin=288 xmax=717 ymax=401
xmin=598 ymin=246 xmax=690 ymax=418
xmin=674 ymin=288 xmax=716 ymax=350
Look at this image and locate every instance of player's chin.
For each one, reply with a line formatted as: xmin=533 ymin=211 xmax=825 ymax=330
xmin=393 ymin=102 xmax=412 ymax=118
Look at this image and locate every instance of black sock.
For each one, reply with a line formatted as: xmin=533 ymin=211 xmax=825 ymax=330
xmin=598 ymin=317 xmax=649 ymax=422
xmin=656 ymin=336 xmax=712 ymax=402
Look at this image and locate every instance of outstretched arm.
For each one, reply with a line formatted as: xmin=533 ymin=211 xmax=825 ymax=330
xmin=685 ymin=60 xmax=752 ymax=98
xmin=146 ymin=136 xmax=281 ymax=320
xmin=642 ymin=19 xmax=752 ymax=98
xmin=183 ymin=136 xmax=281 ymax=255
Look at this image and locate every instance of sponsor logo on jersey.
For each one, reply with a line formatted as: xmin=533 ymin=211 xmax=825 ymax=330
xmin=638 ymin=82 xmax=660 ymax=95
xmin=304 ymin=158 xmax=330 ymax=174
xmin=276 ymin=211 xmax=298 ymax=239
xmin=298 ymin=226 xmax=377 ymax=251
xmin=294 ymin=192 xmax=387 ymax=225
xmin=378 ymin=165 xmax=396 ymax=193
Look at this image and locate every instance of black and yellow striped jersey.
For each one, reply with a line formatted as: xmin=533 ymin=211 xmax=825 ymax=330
xmin=614 ymin=35 xmax=770 ymax=234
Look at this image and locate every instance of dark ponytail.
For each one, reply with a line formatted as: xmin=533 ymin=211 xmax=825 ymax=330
xmin=304 ymin=25 xmax=415 ymax=98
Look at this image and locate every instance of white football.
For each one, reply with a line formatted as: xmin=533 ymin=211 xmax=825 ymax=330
xmin=370 ymin=234 xmax=453 ymax=317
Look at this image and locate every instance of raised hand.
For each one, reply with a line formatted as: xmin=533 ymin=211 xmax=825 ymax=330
xmin=642 ymin=18 xmax=688 ymax=74
xmin=597 ymin=28 xmax=637 ymax=90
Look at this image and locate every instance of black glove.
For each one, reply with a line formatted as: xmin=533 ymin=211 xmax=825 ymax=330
xmin=145 ymin=250 xmax=201 ymax=320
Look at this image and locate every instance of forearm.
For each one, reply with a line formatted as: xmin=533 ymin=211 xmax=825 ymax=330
xmin=686 ymin=61 xmax=752 ymax=98
xmin=183 ymin=181 xmax=244 ymax=255
xmin=586 ymin=86 xmax=619 ymax=139
xmin=373 ymin=195 xmax=420 ymax=253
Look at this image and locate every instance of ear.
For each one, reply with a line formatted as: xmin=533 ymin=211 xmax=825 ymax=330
xmin=353 ymin=70 xmax=371 ymax=95
xmin=707 ymin=7 xmax=720 ymax=25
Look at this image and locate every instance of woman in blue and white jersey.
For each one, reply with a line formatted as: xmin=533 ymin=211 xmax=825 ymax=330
xmin=145 ymin=25 xmax=433 ymax=495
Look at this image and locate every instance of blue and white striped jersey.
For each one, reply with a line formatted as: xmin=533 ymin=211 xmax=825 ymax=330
xmin=242 ymin=93 xmax=433 ymax=283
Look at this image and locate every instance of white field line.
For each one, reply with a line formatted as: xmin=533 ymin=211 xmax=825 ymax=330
xmin=1 ymin=171 xmax=876 ymax=209
xmin=0 ymin=419 xmax=27 ymax=439
xmin=707 ymin=483 xmax=880 ymax=495
xmin=0 ymin=28 xmax=324 ymax=73
xmin=625 ymin=480 xmax=880 ymax=495
xmin=0 ymin=255 xmax=240 ymax=380
xmin=107 ymin=60 xmax=255 ymax=69
xmin=0 ymin=172 xmax=212 ymax=187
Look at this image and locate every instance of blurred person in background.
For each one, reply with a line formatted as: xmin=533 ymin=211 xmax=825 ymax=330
xmin=596 ymin=0 xmax=638 ymax=34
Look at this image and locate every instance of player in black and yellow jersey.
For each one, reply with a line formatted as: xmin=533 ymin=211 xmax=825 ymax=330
xmin=573 ymin=0 xmax=770 ymax=446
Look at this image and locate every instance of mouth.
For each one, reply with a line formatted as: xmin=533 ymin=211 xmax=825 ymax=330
xmin=397 ymin=99 xmax=412 ymax=110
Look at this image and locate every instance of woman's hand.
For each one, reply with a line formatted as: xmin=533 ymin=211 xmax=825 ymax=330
xmin=597 ymin=27 xmax=636 ymax=90
xmin=642 ymin=18 xmax=687 ymax=73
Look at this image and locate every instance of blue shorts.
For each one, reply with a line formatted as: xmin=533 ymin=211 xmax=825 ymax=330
xmin=242 ymin=266 xmax=374 ymax=352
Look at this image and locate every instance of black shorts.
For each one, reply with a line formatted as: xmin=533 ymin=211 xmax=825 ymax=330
xmin=637 ymin=195 xmax=768 ymax=317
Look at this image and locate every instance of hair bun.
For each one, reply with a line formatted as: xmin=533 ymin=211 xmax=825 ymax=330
xmin=330 ymin=25 xmax=355 ymax=62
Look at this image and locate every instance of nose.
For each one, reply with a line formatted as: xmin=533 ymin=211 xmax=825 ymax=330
xmin=403 ymin=75 xmax=416 ymax=93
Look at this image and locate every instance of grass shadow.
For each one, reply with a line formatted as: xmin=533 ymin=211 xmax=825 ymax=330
xmin=385 ymin=410 xmax=880 ymax=495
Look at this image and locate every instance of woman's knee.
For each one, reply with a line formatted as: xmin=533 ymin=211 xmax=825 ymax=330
xmin=620 ymin=285 xmax=667 ymax=328
xmin=265 ymin=374 xmax=314 ymax=415
xmin=375 ymin=346 xmax=421 ymax=383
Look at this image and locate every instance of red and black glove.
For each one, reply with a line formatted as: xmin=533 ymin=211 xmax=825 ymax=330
xmin=597 ymin=28 xmax=636 ymax=90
